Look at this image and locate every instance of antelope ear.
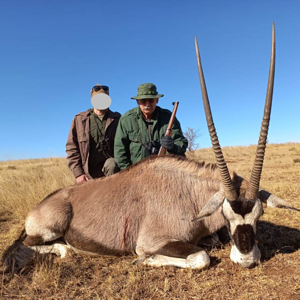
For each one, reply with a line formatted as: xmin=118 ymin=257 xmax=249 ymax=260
xmin=258 ymin=190 xmax=300 ymax=212
xmin=193 ymin=191 xmax=224 ymax=222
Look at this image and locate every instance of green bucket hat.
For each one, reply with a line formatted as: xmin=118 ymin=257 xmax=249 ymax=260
xmin=131 ymin=83 xmax=164 ymax=100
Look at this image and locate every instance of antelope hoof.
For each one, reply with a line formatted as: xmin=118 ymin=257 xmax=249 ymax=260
xmin=132 ymin=254 xmax=149 ymax=266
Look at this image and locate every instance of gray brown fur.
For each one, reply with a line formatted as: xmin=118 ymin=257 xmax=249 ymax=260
xmin=3 ymin=155 xmax=238 ymax=271
xmin=35 ymin=156 xmax=230 ymax=253
xmin=3 ymin=154 xmax=297 ymax=272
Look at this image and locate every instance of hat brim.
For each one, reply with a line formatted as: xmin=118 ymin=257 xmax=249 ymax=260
xmin=131 ymin=94 xmax=164 ymax=100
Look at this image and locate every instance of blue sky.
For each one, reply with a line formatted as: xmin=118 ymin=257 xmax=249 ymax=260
xmin=0 ymin=1 xmax=299 ymax=161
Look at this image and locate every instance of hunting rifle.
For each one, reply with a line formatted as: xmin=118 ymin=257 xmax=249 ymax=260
xmin=158 ymin=101 xmax=179 ymax=156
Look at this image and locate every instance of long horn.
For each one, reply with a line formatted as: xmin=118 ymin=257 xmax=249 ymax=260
xmin=245 ymin=23 xmax=276 ymax=200
xmin=195 ymin=37 xmax=238 ymax=201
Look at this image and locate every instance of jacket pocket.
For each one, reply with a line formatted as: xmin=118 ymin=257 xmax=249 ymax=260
xmin=128 ymin=132 xmax=142 ymax=161
xmin=77 ymin=133 xmax=88 ymax=165
xmin=128 ymin=131 xmax=140 ymax=143
xmin=78 ymin=132 xmax=88 ymax=142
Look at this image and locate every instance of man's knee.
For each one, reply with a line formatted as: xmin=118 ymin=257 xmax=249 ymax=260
xmin=102 ymin=158 xmax=120 ymax=176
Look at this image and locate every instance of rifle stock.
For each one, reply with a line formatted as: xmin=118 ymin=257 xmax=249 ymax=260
xmin=158 ymin=101 xmax=179 ymax=156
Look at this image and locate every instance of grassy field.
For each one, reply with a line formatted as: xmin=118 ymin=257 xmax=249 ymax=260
xmin=1 ymin=143 xmax=300 ymax=299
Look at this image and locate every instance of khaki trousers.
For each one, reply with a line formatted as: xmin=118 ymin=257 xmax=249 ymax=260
xmin=102 ymin=157 xmax=120 ymax=177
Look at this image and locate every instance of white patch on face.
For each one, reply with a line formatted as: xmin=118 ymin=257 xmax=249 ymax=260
xmin=230 ymin=244 xmax=261 ymax=268
xmin=222 ymin=198 xmax=263 ymax=267
xmin=222 ymin=199 xmax=263 ymax=235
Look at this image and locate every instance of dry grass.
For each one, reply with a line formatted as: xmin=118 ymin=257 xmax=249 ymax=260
xmin=1 ymin=143 xmax=300 ymax=299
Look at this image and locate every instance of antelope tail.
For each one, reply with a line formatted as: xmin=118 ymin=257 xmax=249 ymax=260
xmin=1 ymin=229 xmax=35 ymax=273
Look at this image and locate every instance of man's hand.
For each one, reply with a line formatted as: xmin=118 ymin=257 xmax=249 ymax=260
xmin=160 ymin=136 xmax=174 ymax=150
xmin=75 ymin=174 xmax=89 ymax=184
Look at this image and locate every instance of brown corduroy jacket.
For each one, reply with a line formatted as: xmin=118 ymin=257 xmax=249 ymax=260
xmin=66 ymin=109 xmax=121 ymax=179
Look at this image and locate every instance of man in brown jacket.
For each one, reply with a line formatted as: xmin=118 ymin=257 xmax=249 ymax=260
xmin=66 ymin=84 xmax=121 ymax=184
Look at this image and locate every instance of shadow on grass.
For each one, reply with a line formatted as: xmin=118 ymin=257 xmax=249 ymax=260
xmin=1 ymin=220 xmax=299 ymax=281
xmin=199 ymin=221 xmax=300 ymax=266
xmin=257 ymin=220 xmax=300 ymax=262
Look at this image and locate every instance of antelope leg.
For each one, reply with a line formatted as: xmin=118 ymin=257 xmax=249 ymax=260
xmin=141 ymin=241 xmax=210 ymax=269
xmin=29 ymin=243 xmax=71 ymax=258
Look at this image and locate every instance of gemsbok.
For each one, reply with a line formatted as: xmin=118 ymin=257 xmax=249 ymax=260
xmin=2 ymin=23 xmax=299 ymax=272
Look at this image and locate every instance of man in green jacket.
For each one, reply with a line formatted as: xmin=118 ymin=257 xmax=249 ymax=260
xmin=114 ymin=83 xmax=188 ymax=170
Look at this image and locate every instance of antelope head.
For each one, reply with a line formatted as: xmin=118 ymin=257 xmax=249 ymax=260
xmin=194 ymin=23 xmax=299 ymax=268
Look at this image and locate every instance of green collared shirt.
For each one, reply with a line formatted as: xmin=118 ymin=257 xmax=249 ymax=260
xmin=114 ymin=106 xmax=188 ymax=170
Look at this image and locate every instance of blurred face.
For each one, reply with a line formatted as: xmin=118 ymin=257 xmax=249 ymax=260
xmin=91 ymin=86 xmax=110 ymax=115
xmin=137 ymin=98 xmax=158 ymax=119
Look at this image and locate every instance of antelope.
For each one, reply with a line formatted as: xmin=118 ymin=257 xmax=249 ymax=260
xmin=2 ymin=23 xmax=298 ymax=272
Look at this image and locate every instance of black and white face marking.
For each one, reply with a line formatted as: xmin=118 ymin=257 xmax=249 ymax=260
xmin=222 ymin=198 xmax=263 ymax=268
